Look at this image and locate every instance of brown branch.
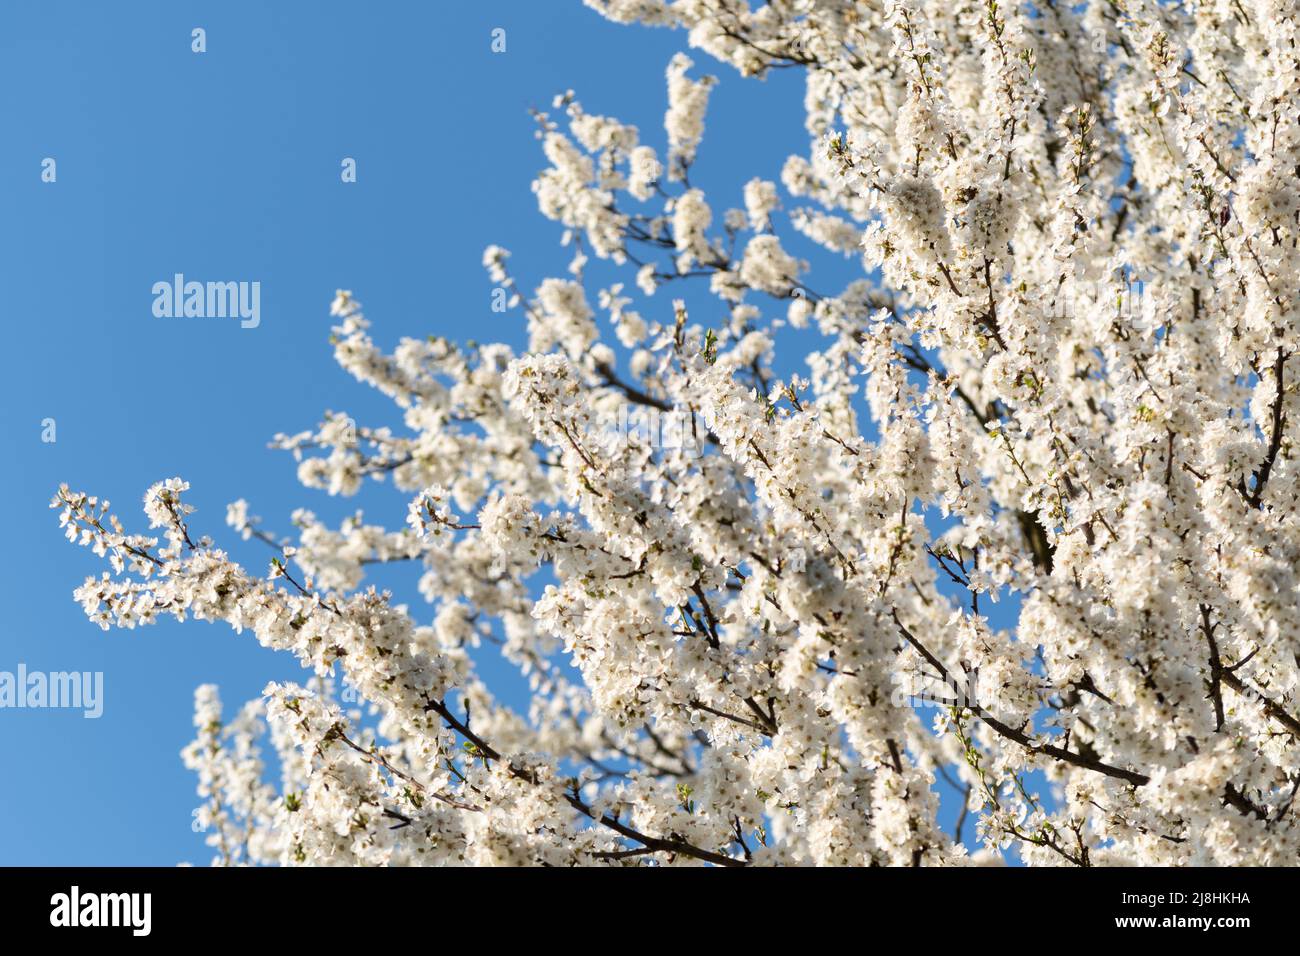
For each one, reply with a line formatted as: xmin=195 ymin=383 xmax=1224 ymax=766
xmin=1246 ymin=350 xmax=1288 ymax=508
xmin=333 ymin=726 xmax=482 ymax=813
xmin=1200 ymin=604 xmax=1226 ymax=732
xmin=892 ymin=611 xmax=1151 ymax=786
xmin=424 ymin=698 xmax=743 ymax=866
xmin=1221 ymin=670 xmax=1300 ymax=738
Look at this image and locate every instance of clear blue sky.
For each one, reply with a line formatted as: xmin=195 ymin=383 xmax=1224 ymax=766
xmin=0 ymin=1 xmax=990 ymax=864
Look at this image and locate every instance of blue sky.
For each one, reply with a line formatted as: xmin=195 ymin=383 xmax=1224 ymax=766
xmin=0 ymin=1 xmax=995 ymax=864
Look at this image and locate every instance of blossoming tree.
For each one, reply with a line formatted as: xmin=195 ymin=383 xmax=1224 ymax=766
xmin=54 ymin=0 xmax=1300 ymax=865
